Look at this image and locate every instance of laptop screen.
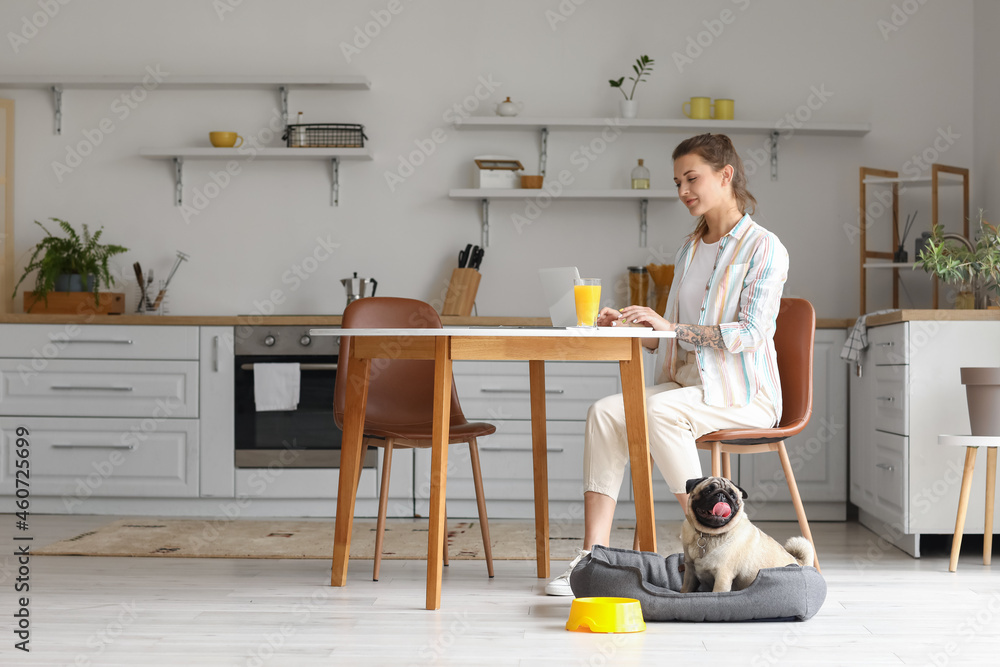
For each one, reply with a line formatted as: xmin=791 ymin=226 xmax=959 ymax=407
xmin=538 ymin=267 xmax=581 ymax=327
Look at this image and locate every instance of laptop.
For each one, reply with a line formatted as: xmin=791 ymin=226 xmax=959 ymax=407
xmin=538 ymin=267 xmax=581 ymax=327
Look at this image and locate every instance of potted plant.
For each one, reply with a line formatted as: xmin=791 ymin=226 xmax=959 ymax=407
xmin=12 ymin=218 xmax=128 ymax=312
xmin=915 ymin=210 xmax=1000 ymax=309
xmin=609 ymin=55 xmax=654 ymax=119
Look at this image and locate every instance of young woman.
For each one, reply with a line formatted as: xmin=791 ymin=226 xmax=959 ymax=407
xmin=546 ymin=133 xmax=789 ymax=595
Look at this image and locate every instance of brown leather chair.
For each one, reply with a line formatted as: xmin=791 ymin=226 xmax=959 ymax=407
xmin=334 ymin=297 xmax=495 ymax=581
xmin=694 ymin=297 xmax=820 ymax=570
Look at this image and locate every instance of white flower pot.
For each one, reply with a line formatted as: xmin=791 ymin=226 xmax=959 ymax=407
xmin=619 ymin=100 xmax=639 ymax=119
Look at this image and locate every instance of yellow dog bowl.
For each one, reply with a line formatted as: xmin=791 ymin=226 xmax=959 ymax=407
xmin=566 ymin=597 xmax=646 ymax=633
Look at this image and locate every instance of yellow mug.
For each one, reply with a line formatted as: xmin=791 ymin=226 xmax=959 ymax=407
xmin=713 ymin=99 xmax=734 ymax=120
xmin=682 ymin=97 xmax=712 ymax=120
xmin=209 ymin=131 xmax=243 ymax=148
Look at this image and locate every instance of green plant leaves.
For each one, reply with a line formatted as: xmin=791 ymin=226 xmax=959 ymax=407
xmin=609 ymin=55 xmax=654 ymax=101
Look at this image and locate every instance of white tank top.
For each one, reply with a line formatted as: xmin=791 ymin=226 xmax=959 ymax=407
xmin=677 ymin=238 xmax=720 ymax=351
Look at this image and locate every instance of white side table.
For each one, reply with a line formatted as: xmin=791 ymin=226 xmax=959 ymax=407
xmin=938 ymin=435 xmax=999 ymax=572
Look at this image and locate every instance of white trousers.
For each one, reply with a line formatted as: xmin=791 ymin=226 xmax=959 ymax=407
xmin=583 ymin=352 xmax=778 ymax=496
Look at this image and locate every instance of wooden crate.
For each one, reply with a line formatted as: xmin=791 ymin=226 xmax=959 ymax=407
xmin=23 ymin=291 xmax=126 ymax=315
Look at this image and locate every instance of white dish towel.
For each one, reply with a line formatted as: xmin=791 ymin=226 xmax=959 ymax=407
xmin=253 ymin=363 xmax=301 ymax=411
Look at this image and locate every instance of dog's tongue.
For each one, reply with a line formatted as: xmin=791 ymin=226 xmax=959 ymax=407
xmin=711 ymin=502 xmax=732 ymax=518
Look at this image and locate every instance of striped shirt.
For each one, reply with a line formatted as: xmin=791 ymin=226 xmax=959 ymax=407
xmin=653 ymin=214 xmax=788 ymax=418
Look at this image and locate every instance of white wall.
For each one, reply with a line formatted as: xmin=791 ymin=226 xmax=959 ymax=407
xmin=975 ymin=0 xmax=1000 ymax=224
xmin=0 ymin=0 xmax=988 ymax=317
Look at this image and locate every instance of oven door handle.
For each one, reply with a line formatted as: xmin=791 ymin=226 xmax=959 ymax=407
xmin=239 ymin=363 xmax=338 ymax=371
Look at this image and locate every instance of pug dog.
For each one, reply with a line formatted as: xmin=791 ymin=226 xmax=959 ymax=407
xmin=680 ymin=476 xmax=814 ymax=593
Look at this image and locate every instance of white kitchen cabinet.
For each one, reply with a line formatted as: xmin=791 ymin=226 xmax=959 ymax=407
xmin=0 ymin=416 xmax=199 ymax=498
xmin=199 ymin=327 xmax=235 ymax=497
xmin=850 ymin=320 xmax=1000 ymax=556
xmin=0 ymin=323 xmax=198 ymax=359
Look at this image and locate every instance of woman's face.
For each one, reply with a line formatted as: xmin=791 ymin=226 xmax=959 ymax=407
xmin=673 ymin=153 xmax=731 ymax=217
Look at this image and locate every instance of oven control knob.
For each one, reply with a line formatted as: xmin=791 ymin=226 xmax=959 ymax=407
xmin=263 ymin=335 xmax=276 ymax=347
xmin=299 ymin=335 xmax=311 ymax=347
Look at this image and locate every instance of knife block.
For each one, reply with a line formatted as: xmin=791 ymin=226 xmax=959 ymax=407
xmin=442 ymin=268 xmax=481 ymax=316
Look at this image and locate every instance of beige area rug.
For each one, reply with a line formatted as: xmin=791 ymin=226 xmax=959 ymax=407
xmin=35 ymin=518 xmax=683 ymax=560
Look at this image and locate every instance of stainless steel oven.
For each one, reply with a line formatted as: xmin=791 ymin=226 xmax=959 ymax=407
xmin=233 ymin=325 xmax=374 ymax=468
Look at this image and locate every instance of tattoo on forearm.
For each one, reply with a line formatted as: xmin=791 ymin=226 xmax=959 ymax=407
xmin=674 ymin=324 xmax=726 ymax=349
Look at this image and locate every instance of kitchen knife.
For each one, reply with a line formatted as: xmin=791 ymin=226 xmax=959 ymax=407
xmin=458 ymin=243 xmax=472 ymax=268
xmin=469 ymin=246 xmax=484 ymax=270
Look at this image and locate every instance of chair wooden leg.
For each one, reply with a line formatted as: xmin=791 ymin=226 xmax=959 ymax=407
xmin=722 ymin=452 xmax=732 ymax=480
xmin=442 ymin=500 xmax=449 ymax=567
xmin=711 ymin=442 xmax=722 ymax=477
xmin=373 ymin=440 xmax=394 ymax=581
xmin=986 ymin=447 xmax=997 ymax=567
xmin=776 ymin=441 xmax=820 ymax=572
xmin=950 ymin=447 xmax=978 ymax=572
xmin=354 ymin=442 xmax=369 ymax=500
xmin=467 ymin=438 xmax=494 ymax=578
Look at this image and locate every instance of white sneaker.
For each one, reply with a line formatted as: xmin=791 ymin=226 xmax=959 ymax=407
xmin=544 ymin=549 xmax=590 ymax=596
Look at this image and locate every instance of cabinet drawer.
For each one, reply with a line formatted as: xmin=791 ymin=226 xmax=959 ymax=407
xmin=415 ymin=420 xmax=587 ymax=502
xmin=0 ymin=417 xmax=198 ymax=497
xmin=872 ymin=430 xmax=906 ymax=518
xmin=455 ymin=361 xmax=619 ymax=421
xmin=873 ymin=365 xmax=908 ymax=436
xmin=0 ymin=359 xmax=198 ymax=418
xmin=0 ymin=324 xmax=199 ymax=360
xmin=868 ymin=323 xmax=907 ymax=365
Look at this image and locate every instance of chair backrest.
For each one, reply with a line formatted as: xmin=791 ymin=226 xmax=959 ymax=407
xmin=333 ymin=297 xmax=468 ymax=433
xmin=773 ymin=297 xmax=816 ymax=429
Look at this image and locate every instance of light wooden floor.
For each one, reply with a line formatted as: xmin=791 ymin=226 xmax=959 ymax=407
xmin=2 ymin=515 xmax=998 ymax=666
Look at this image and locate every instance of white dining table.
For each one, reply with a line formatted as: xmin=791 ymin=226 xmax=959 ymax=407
xmin=310 ymin=325 xmax=676 ymax=609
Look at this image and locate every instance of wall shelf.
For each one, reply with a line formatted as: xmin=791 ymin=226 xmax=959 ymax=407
xmin=141 ymin=147 xmax=373 ymax=207
xmin=448 ymin=189 xmax=679 ymax=248
xmin=0 ymin=75 xmax=371 ymax=134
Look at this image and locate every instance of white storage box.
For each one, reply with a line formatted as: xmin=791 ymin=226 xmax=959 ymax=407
xmin=472 ymin=155 xmax=523 ymax=189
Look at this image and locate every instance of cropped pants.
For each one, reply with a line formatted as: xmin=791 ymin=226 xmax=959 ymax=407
xmin=583 ymin=351 xmax=778 ymax=496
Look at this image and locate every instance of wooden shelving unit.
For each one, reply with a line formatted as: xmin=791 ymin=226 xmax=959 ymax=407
xmin=858 ymin=164 xmax=970 ymax=315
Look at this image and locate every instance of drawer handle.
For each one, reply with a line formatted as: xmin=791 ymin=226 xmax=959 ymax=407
xmin=51 ymin=443 xmax=135 ymax=450
xmin=213 ymin=335 xmax=220 ymax=373
xmin=481 ymin=446 xmax=565 ymax=453
xmin=240 ymin=363 xmax=337 ymax=372
xmin=876 ymin=396 xmax=894 ymax=402
xmin=479 ymin=388 xmax=565 ymax=395
xmin=63 ymin=339 xmax=134 ymax=345
xmin=876 ymin=462 xmax=894 ymax=472
xmin=876 ymin=342 xmax=894 ymax=347
xmin=50 ymin=385 xmax=135 ymax=392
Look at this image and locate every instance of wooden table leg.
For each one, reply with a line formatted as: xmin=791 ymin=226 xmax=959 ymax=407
xmin=620 ymin=337 xmax=656 ymax=553
xmin=985 ymin=447 xmax=996 ymax=566
xmin=425 ymin=336 xmax=452 ymax=610
xmin=529 ymin=359 xmax=550 ymax=579
xmin=331 ymin=352 xmax=371 ymax=587
xmin=949 ymin=446 xmax=979 ymax=573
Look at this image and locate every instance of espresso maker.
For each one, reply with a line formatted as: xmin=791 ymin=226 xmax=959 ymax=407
xmin=341 ymin=272 xmax=378 ymax=307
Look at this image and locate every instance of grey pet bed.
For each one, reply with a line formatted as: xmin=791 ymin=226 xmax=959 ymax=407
xmin=570 ymin=545 xmax=826 ymax=622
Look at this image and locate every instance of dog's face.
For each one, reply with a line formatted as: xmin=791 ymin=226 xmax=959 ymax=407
xmin=685 ymin=477 xmax=748 ymax=534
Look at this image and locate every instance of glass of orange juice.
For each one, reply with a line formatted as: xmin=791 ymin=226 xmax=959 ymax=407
xmin=573 ymin=278 xmax=601 ymax=327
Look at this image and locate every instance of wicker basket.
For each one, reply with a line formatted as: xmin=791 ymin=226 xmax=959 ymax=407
xmin=283 ymin=123 xmax=367 ymax=148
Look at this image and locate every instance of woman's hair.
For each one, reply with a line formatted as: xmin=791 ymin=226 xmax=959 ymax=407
xmin=672 ymin=133 xmax=756 ymax=239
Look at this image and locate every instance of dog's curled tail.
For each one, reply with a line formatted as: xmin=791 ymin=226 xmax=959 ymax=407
xmin=784 ymin=537 xmax=815 ymax=567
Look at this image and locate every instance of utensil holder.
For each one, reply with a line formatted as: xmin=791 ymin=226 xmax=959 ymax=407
xmin=442 ymin=268 xmax=481 ymax=316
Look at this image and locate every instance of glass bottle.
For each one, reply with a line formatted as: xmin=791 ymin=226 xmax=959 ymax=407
xmin=631 ymin=159 xmax=650 ymax=189
xmin=294 ymin=111 xmax=307 ymax=146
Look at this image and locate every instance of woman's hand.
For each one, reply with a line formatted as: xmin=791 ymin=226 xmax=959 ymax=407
xmin=596 ymin=307 xmax=625 ymax=327
xmin=614 ymin=305 xmax=674 ymax=332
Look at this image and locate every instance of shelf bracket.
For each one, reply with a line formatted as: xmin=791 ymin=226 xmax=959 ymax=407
xmin=769 ymin=130 xmax=779 ymax=181
xmin=539 ymin=127 xmax=548 ymax=178
xmin=51 ymin=85 xmax=63 ymax=135
xmin=173 ymin=157 xmax=184 ymax=206
xmin=639 ymin=198 xmax=648 ymax=247
xmin=481 ymin=198 xmax=490 ymax=247
xmin=330 ymin=157 xmax=340 ymax=206
xmin=279 ymin=85 xmax=289 ymax=128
